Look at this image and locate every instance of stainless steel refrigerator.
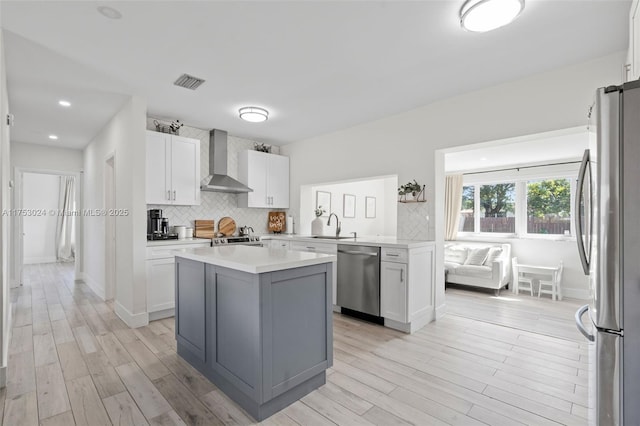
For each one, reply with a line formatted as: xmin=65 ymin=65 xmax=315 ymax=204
xmin=575 ymin=81 xmax=640 ymax=425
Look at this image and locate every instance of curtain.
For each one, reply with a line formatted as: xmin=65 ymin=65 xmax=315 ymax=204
xmin=444 ymin=174 xmax=464 ymax=241
xmin=56 ymin=176 xmax=76 ymax=262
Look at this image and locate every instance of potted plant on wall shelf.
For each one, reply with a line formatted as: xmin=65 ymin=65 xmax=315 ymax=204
xmin=398 ymin=180 xmax=426 ymax=203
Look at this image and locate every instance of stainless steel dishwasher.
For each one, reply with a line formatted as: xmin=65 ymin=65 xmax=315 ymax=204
xmin=337 ymin=245 xmax=381 ymax=317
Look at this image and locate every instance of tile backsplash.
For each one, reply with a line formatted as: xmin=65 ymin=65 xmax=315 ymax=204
xmin=147 ymin=118 xmax=283 ymax=234
xmin=397 ymin=201 xmax=431 ymax=240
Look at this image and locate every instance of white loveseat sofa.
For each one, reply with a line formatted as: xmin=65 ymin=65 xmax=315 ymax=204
xmin=445 ymin=241 xmax=511 ymax=292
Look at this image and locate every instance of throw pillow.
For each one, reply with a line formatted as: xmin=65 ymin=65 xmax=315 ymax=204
xmin=444 ymin=247 xmax=468 ymax=264
xmin=465 ymin=247 xmax=490 ymax=266
xmin=483 ymin=247 xmax=503 ymax=266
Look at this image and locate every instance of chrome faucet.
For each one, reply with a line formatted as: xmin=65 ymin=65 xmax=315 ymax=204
xmin=327 ymin=213 xmax=341 ymax=237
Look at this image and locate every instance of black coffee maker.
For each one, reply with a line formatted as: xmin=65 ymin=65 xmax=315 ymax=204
xmin=147 ymin=209 xmax=177 ymax=240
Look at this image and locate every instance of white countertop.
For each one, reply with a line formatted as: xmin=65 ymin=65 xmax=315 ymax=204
xmin=147 ymin=238 xmax=211 ymax=247
xmin=262 ymin=235 xmax=434 ymax=249
xmin=174 ymin=245 xmax=336 ymax=274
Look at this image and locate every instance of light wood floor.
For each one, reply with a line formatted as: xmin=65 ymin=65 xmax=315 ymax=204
xmin=2 ymin=262 xmax=590 ymax=425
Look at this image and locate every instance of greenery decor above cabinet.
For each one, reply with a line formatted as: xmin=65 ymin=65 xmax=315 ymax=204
xmin=146 ymin=130 xmax=201 ymax=205
xmin=238 ymin=150 xmax=289 ymax=208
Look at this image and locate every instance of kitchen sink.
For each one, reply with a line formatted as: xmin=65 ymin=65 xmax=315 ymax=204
xmin=312 ymin=236 xmax=355 ymax=240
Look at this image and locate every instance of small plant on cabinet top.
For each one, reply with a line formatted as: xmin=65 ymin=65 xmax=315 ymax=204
xmin=315 ymin=206 xmax=326 ymax=217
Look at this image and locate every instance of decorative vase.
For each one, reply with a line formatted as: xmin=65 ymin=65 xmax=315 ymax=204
xmin=311 ymin=217 xmax=323 ymax=236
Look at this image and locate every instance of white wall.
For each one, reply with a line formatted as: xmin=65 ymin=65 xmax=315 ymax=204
xmin=300 ymin=176 xmax=397 ymax=237
xmin=0 ymin=25 xmax=11 ymax=387
xmin=22 ymin=173 xmax=59 ymax=264
xmin=12 ymin=142 xmax=83 ymax=171
xmin=281 ymin=52 xmax=625 ymax=310
xmin=83 ymin=96 xmax=147 ymax=327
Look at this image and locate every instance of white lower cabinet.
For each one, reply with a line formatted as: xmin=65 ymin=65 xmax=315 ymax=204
xmin=146 ymin=242 xmax=210 ymax=320
xmin=381 ymin=261 xmax=408 ymax=323
xmin=146 ymin=258 xmax=175 ymax=314
xmin=381 ymin=245 xmax=434 ymax=333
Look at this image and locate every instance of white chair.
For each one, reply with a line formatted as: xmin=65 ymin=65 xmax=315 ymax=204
xmin=539 ymin=261 xmax=564 ymax=301
xmin=512 ymin=257 xmax=535 ymax=296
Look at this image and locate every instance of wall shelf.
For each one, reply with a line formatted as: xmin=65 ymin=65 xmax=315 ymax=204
xmin=398 ymin=199 xmax=426 ymax=204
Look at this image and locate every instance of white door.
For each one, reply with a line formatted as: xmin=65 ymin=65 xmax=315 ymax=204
xmin=381 ymin=261 xmax=408 ymax=323
xmin=245 ymin=151 xmax=269 ymax=207
xmin=170 ymin=136 xmax=200 ymax=206
xmin=146 ymin=131 xmax=171 ymax=204
xmin=268 ymin=154 xmax=290 ymax=208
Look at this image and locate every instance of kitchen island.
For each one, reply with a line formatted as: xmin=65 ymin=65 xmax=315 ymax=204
xmin=174 ymin=245 xmax=335 ymax=421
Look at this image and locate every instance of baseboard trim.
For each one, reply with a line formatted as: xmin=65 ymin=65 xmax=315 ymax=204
xmin=561 ymin=288 xmax=590 ymax=300
xmin=148 ymin=308 xmax=174 ymax=321
xmin=0 ymin=365 xmax=6 ymax=388
xmin=115 ymin=301 xmax=149 ymax=328
xmin=435 ymin=302 xmax=447 ymax=320
xmin=24 ymin=256 xmax=57 ymax=265
xmin=81 ymin=273 xmax=106 ymax=301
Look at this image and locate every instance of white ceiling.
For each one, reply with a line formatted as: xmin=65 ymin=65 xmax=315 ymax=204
xmin=445 ymin=130 xmax=588 ymax=172
xmin=1 ymin=0 xmax=631 ymax=149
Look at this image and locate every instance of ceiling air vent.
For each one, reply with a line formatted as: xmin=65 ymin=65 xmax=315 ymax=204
xmin=173 ymin=73 xmax=205 ymax=90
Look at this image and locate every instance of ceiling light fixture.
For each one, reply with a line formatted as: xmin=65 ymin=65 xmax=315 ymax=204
xmin=460 ymin=0 xmax=524 ymax=32
xmin=97 ymin=6 xmax=123 ymax=20
xmin=239 ymin=106 xmax=269 ymax=123
xmin=49 ymin=135 xmax=58 ymax=140
xmin=58 ymin=100 xmax=71 ymax=107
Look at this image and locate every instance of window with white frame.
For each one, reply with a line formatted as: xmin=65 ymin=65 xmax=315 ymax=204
xmin=458 ymin=166 xmax=576 ymax=238
xmin=526 ymin=178 xmax=571 ymax=235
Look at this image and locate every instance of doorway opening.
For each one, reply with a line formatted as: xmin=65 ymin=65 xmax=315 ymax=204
xmin=15 ymin=169 xmax=80 ymax=287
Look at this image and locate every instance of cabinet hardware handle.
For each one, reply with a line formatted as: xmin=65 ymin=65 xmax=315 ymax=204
xmin=173 ymin=190 xmax=176 ymax=200
xmin=400 ymin=269 xmax=404 ymax=282
xmin=387 ymin=253 xmax=399 ymax=257
xmin=167 ymin=190 xmax=171 ymax=200
xmin=338 ymin=250 xmax=378 ymax=256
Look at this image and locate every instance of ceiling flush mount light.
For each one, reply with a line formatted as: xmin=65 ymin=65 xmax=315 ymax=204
xmin=239 ymin=106 xmax=269 ymax=123
xmin=97 ymin=6 xmax=122 ymax=20
xmin=460 ymin=0 xmax=524 ymax=32
xmin=58 ymin=100 xmax=71 ymax=107
xmin=48 ymin=135 xmax=58 ymax=140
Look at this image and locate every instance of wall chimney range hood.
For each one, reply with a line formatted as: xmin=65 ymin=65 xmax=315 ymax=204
xmin=201 ymin=129 xmax=253 ymax=193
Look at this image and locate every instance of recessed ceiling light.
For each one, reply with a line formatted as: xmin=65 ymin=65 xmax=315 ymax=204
xmin=58 ymin=100 xmax=71 ymax=107
xmin=239 ymin=106 xmax=269 ymax=123
xmin=49 ymin=135 xmax=58 ymax=140
xmin=97 ymin=6 xmax=122 ymax=20
xmin=460 ymin=0 xmax=524 ymax=32
xmin=481 ymin=157 xmax=488 ymax=161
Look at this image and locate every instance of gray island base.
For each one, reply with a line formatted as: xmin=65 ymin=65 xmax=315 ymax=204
xmin=174 ymin=246 xmax=335 ymax=421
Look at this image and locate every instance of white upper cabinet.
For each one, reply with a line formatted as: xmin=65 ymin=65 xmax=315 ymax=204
xmin=146 ymin=131 xmax=200 ymax=205
xmin=627 ymin=0 xmax=640 ymax=82
xmin=238 ymin=150 xmax=289 ymax=209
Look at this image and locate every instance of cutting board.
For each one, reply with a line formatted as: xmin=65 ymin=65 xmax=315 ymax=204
xmin=268 ymin=211 xmax=286 ymax=233
xmin=218 ymin=217 xmax=237 ymax=236
xmin=194 ymin=220 xmax=215 ymax=238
